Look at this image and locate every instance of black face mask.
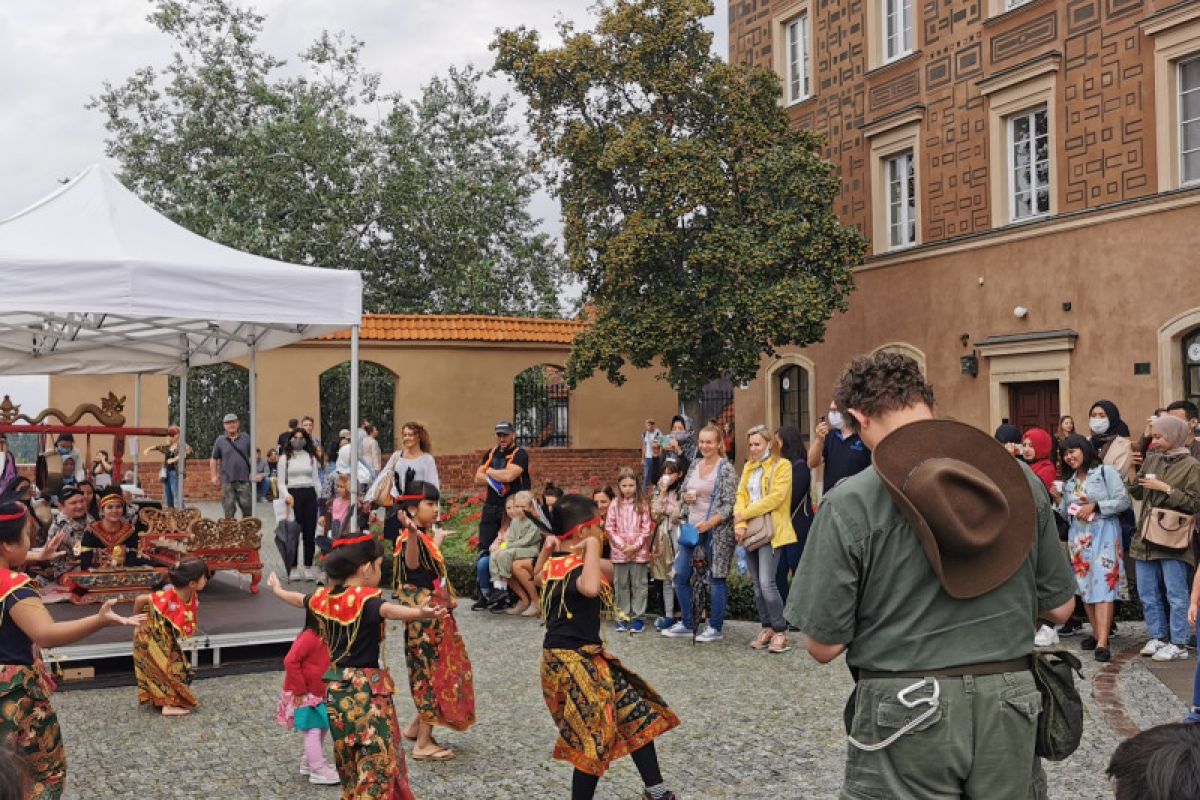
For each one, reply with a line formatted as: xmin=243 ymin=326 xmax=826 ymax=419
xmin=291 ymin=440 xmax=305 ymax=450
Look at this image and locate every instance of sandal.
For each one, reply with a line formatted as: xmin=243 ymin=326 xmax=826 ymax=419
xmin=749 ymin=629 xmax=773 ymax=650
xmin=768 ymin=632 xmax=792 ymax=654
xmin=412 ymin=747 xmax=455 ymax=761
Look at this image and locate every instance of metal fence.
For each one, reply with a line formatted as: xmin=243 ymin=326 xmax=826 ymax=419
xmin=514 ymin=364 xmax=569 ymax=448
xmin=319 ymin=362 xmax=396 ymax=452
xmin=168 ymin=363 xmax=249 ymax=453
xmin=699 ymin=377 xmax=735 ymax=425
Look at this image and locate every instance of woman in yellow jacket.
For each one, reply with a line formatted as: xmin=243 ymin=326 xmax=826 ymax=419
xmin=733 ymin=424 xmax=796 ymax=654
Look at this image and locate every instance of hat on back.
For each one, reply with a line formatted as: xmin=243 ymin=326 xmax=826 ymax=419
xmin=874 ymin=419 xmax=1036 ymax=599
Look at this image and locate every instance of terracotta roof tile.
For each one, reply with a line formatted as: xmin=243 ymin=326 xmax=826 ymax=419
xmin=318 ymin=314 xmax=587 ymax=345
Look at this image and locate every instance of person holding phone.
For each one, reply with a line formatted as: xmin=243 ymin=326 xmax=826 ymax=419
xmin=808 ymin=401 xmax=872 ymax=497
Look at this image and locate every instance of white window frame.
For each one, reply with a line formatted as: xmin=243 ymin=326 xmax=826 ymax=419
xmin=1181 ymin=56 xmax=1200 ymax=186
xmin=785 ymin=14 xmax=810 ymax=104
xmin=886 ymin=151 xmax=917 ymax=249
xmin=884 ymin=0 xmax=915 ymax=62
xmin=1008 ymin=106 xmax=1051 ymax=222
xmin=1006 ymin=0 xmax=1033 ymax=9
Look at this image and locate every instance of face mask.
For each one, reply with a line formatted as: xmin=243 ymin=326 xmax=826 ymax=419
xmin=1088 ymin=417 xmax=1109 ymax=435
xmin=827 ymin=411 xmax=844 ymax=429
xmin=57 ymin=446 xmax=71 ymax=456
xmin=291 ymin=439 xmax=305 ymax=450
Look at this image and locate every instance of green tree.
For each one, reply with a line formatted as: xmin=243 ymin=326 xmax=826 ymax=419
xmin=494 ymin=0 xmax=866 ymax=407
xmin=90 ymin=0 xmax=564 ymax=316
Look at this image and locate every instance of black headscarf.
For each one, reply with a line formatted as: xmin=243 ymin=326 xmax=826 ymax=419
xmin=994 ymin=424 xmax=1022 ymax=446
xmin=1089 ymin=399 xmax=1130 ymax=451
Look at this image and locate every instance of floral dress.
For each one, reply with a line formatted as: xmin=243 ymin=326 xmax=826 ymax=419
xmin=1059 ymin=464 xmax=1131 ymax=603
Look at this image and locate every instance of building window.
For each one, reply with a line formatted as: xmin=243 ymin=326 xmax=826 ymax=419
xmin=514 ymin=364 xmax=569 ymax=447
xmin=884 ymin=0 xmax=914 ymax=61
xmin=786 ymin=15 xmax=809 ymax=103
xmin=1184 ymin=330 xmax=1200 ymax=410
xmin=777 ymin=364 xmax=810 ymax=435
xmin=1006 ymin=0 xmax=1033 ymax=8
xmin=1009 ymin=107 xmax=1050 ymax=221
xmin=1182 ymin=57 xmax=1200 ymax=185
xmin=886 ymin=151 xmax=917 ymax=248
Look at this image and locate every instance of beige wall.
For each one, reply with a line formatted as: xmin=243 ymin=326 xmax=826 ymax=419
xmin=739 ymin=193 xmax=1200 ymax=443
xmin=50 ymin=343 xmax=679 ymax=458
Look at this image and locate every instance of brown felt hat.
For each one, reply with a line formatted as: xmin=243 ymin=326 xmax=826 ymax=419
xmin=873 ymin=419 xmax=1036 ymax=599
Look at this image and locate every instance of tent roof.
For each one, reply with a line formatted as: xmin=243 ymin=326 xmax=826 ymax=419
xmin=0 ymin=165 xmax=362 ymax=375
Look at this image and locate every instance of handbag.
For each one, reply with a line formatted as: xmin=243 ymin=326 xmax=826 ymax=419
xmin=1031 ymin=649 xmax=1084 ymax=761
xmin=372 ymin=467 xmax=395 ymax=507
xmin=649 ymin=519 xmax=675 ymax=581
xmin=679 ymin=461 xmax=723 ymax=549
xmin=1141 ymin=506 xmax=1195 ymax=550
xmin=741 ymin=460 xmax=781 ymax=552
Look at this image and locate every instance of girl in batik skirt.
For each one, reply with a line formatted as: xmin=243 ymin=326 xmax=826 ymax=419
xmin=268 ymin=534 xmax=446 ymax=800
xmin=0 ymin=500 xmax=143 ymax=799
xmin=132 ymin=557 xmax=208 ymax=717
xmin=534 ymin=494 xmax=680 ymax=800
xmin=392 ymin=480 xmax=475 ymax=761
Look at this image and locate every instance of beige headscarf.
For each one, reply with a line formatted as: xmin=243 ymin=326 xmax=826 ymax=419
xmin=1150 ymin=414 xmax=1191 ymax=457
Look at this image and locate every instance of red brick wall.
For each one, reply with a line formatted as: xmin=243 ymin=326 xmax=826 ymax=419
xmin=21 ymin=449 xmax=644 ymax=501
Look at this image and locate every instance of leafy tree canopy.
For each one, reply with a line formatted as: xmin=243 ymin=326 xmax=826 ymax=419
xmin=493 ymin=0 xmax=866 ymax=400
xmin=91 ymin=0 xmax=564 ymax=316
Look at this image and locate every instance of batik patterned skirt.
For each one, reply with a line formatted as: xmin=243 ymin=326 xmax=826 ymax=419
xmin=540 ymin=645 xmax=680 ymax=777
xmin=325 ymin=666 xmax=414 ymax=800
xmin=132 ymin=616 xmax=197 ymax=709
xmin=396 ymin=584 xmax=476 ymax=732
xmin=0 ymin=664 xmax=65 ymax=799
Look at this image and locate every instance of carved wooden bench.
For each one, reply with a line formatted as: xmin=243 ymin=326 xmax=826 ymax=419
xmin=138 ymin=508 xmax=264 ymax=593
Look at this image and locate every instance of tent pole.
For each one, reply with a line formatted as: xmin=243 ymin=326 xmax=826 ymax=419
xmin=178 ymin=357 xmax=188 ymax=508
xmin=249 ymin=339 xmax=257 ymax=519
xmin=349 ymin=325 xmax=360 ymax=533
xmin=133 ymin=373 xmax=141 ymax=487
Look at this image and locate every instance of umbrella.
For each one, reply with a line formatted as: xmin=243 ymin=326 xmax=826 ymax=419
xmin=274 ymin=518 xmax=301 ymax=576
xmin=690 ymin=542 xmax=709 ymax=645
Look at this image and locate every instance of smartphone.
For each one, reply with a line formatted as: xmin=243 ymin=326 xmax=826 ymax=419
xmin=819 ymin=415 xmax=826 ymax=424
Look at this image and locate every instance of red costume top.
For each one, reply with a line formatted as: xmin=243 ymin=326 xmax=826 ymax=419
xmin=149 ymin=585 xmax=199 ymax=637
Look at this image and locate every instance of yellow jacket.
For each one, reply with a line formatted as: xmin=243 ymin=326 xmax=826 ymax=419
xmin=734 ymin=455 xmax=796 ymax=550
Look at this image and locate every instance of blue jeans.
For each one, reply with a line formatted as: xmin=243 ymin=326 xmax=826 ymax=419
xmin=476 ymin=553 xmax=492 ymax=596
xmin=672 ymin=533 xmax=728 ymax=632
xmin=161 ymin=471 xmax=181 ymax=508
xmin=642 ymin=457 xmax=658 ymax=490
xmin=1136 ymin=558 xmax=1191 ymax=645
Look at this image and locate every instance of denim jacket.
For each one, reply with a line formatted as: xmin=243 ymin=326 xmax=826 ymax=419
xmin=1058 ymin=464 xmax=1130 ymax=520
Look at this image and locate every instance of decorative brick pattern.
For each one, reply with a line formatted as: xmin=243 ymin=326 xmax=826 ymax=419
xmin=991 ymin=12 xmax=1059 ymax=64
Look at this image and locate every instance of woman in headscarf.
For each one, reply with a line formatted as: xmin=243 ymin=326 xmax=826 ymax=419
xmin=1021 ymin=428 xmax=1057 ymax=495
xmin=1089 ymin=400 xmax=1135 ymax=483
xmin=1128 ymin=414 xmax=1200 ymax=663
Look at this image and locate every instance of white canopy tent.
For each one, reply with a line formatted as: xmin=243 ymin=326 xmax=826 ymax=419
xmin=0 ymin=165 xmax=366 ymax=516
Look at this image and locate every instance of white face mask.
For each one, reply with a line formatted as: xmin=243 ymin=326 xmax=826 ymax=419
xmin=827 ymin=411 xmax=845 ymax=430
xmin=1088 ymin=417 xmax=1109 ymax=435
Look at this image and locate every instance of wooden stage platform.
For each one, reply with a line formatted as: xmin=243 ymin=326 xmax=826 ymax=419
xmin=43 ymin=571 xmax=305 ymax=669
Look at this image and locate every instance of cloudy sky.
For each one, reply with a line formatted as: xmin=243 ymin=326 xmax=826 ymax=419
xmin=0 ymin=1 xmax=727 ymax=404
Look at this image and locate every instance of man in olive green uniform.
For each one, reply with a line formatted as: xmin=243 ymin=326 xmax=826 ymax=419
xmin=785 ymin=352 xmax=1077 ymax=800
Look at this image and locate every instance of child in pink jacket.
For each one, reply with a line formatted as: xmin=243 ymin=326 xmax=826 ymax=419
xmin=606 ymin=467 xmax=654 ymax=633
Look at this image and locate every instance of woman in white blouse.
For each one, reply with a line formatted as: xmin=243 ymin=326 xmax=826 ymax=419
xmin=278 ymin=427 xmax=320 ymax=580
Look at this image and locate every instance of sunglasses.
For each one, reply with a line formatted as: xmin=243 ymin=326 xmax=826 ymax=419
xmin=747 ymin=424 xmax=769 ymax=437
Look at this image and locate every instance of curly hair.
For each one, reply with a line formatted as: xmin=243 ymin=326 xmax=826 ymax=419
xmin=833 ymin=351 xmax=935 ymax=427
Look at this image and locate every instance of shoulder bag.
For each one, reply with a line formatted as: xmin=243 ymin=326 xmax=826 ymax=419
xmin=1031 ymin=649 xmax=1084 ymax=761
xmin=742 ymin=460 xmax=781 ymax=552
xmin=678 ymin=462 xmax=722 ymax=549
xmin=1139 ymin=456 xmax=1196 ymax=551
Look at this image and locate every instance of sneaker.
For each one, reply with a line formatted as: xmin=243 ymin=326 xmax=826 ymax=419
xmin=694 ymin=625 xmax=724 ymax=643
xmin=615 ymin=621 xmax=629 ymax=633
xmin=630 ymin=620 xmax=645 ymax=633
xmin=303 ymin=567 xmax=317 ymax=582
xmin=308 ymin=762 xmax=341 ymax=785
xmin=653 ymin=616 xmax=675 ymax=631
xmin=660 ymin=622 xmax=694 ymax=638
xmin=1034 ymin=625 xmax=1059 ymax=647
xmin=1153 ymin=643 xmax=1190 ymax=662
xmin=1141 ymin=638 xmax=1167 ymax=657
xmin=1058 ymin=619 xmax=1083 ymax=637
xmin=470 ymin=595 xmax=490 ymax=611
xmin=1094 ymin=647 xmax=1111 ymax=663
xmin=299 ymin=755 xmax=312 ymax=776
xmin=288 ymin=567 xmax=302 ymax=582
xmin=1186 ymin=709 xmax=1200 ymax=725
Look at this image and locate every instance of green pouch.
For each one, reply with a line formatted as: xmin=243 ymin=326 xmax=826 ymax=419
xmin=1031 ymin=649 xmax=1083 ymax=761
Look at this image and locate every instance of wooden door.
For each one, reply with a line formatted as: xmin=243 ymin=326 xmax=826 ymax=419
xmin=1007 ymin=381 xmax=1060 ymax=435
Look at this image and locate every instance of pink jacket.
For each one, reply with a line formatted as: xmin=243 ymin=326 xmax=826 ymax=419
xmin=606 ymin=498 xmax=653 ymax=564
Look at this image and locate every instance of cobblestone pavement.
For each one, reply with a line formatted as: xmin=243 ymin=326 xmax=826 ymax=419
xmin=51 ymin=601 xmax=1188 ymax=800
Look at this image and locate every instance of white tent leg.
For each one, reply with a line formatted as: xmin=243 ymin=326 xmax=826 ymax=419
xmin=249 ymin=340 xmax=257 ymax=518
xmin=349 ymin=325 xmax=360 ymax=533
xmin=133 ymin=373 xmax=141 ymax=487
xmin=178 ymin=359 xmax=188 ymax=508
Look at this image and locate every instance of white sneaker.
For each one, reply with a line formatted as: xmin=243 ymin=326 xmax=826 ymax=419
xmin=308 ymin=762 xmax=340 ymax=785
xmin=660 ymin=622 xmax=694 ymax=638
xmin=1033 ymin=625 xmax=1060 ymax=647
xmin=1141 ymin=638 xmax=1167 ymax=657
xmin=298 ymin=755 xmax=312 ymax=776
xmin=694 ymin=625 xmax=724 ymax=643
xmin=303 ymin=567 xmax=316 ymax=582
xmin=1152 ymin=643 xmax=1190 ymax=662
xmin=288 ymin=567 xmax=302 ymax=582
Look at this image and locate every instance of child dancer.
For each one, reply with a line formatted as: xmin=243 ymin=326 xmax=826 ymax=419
xmin=606 ymin=468 xmax=653 ymax=633
xmin=267 ymin=535 xmax=446 ymax=800
xmin=276 ymin=615 xmax=340 ymax=785
xmin=534 ymin=495 xmax=679 ymax=800
xmin=393 ymin=481 xmax=476 ymax=760
xmin=0 ymin=500 xmax=143 ymax=799
xmin=651 ymin=457 xmax=684 ymax=631
xmin=132 ymin=557 xmax=208 ymax=717
xmin=489 ymin=490 xmax=546 ymax=616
